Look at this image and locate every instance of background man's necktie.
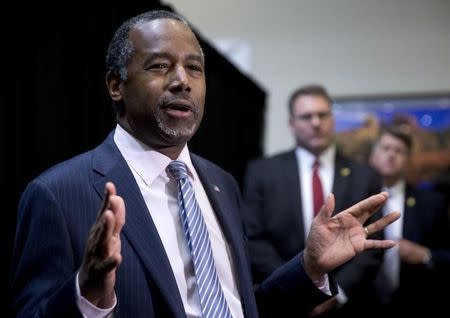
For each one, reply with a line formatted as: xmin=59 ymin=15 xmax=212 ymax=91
xmin=378 ymin=187 xmax=399 ymax=303
xmin=168 ymin=160 xmax=232 ymax=318
xmin=312 ymin=158 xmax=324 ymax=216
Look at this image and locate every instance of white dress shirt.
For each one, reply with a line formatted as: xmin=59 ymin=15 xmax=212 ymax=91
xmin=381 ymin=180 xmax=405 ymax=292
xmin=295 ymin=145 xmax=345 ymax=303
xmin=295 ymin=145 xmax=335 ymax=238
xmin=77 ymin=124 xmax=244 ymax=318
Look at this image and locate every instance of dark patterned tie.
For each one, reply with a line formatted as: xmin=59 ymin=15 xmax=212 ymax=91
xmin=312 ymin=158 xmax=324 ymax=216
xmin=168 ymin=160 xmax=232 ymax=318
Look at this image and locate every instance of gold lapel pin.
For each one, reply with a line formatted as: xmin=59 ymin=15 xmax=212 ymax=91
xmin=406 ymin=196 xmax=416 ymax=207
xmin=340 ymin=167 xmax=351 ymax=177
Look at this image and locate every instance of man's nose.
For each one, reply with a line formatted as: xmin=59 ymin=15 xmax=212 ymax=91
xmin=310 ymin=115 xmax=322 ymax=126
xmin=168 ymin=65 xmax=190 ymax=92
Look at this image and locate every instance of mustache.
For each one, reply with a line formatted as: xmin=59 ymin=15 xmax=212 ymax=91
xmin=157 ymin=93 xmax=199 ymax=114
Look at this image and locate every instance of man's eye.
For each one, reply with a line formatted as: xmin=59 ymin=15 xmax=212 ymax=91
xmin=188 ymin=64 xmax=203 ymax=72
xmin=149 ymin=63 xmax=169 ymax=70
xmin=298 ymin=114 xmax=312 ymax=121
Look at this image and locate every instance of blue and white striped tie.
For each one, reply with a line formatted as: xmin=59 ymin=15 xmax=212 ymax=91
xmin=168 ymin=160 xmax=232 ymax=318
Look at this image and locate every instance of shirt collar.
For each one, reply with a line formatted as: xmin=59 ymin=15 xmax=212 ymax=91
xmin=384 ymin=179 xmax=405 ymax=198
xmin=295 ymin=144 xmax=336 ymax=168
xmin=113 ymin=124 xmax=197 ymax=186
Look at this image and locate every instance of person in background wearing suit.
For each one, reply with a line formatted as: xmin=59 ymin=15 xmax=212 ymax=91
xmin=369 ymin=125 xmax=450 ymax=315
xmin=9 ymin=11 xmax=399 ymax=318
xmin=242 ymin=85 xmax=384 ymax=317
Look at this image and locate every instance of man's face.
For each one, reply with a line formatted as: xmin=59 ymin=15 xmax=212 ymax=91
xmin=116 ymin=18 xmax=206 ymax=148
xmin=289 ymin=95 xmax=335 ymax=156
xmin=370 ymin=133 xmax=409 ymax=181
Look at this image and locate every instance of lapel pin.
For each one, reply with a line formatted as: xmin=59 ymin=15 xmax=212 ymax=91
xmin=406 ymin=196 xmax=416 ymax=207
xmin=340 ymin=167 xmax=351 ymax=177
xmin=213 ymin=185 xmax=221 ymax=193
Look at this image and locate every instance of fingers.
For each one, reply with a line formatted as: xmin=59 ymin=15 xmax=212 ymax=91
xmin=96 ymin=182 xmax=117 ymax=222
xmin=95 ymin=181 xmax=125 ymax=237
xmin=85 ymin=182 xmax=125 ymax=272
xmin=89 ymin=207 xmax=122 ymax=270
xmin=345 ymin=191 xmax=389 ymax=224
xmin=317 ymin=193 xmax=335 ymax=223
xmin=365 ymin=211 xmax=400 ymax=236
xmin=364 ymin=239 xmax=396 ymax=250
xmin=363 ymin=211 xmax=400 ymax=250
xmin=93 ymin=209 xmax=122 ymax=273
xmin=79 ymin=182 xmax=125 ymax=304
xmin=95 ymin=182 xmax=124 ymax=262
xmin=110 ymin=193 xmax=125 ymax=237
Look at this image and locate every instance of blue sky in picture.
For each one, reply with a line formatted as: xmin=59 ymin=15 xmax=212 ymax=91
xmin=333 ymin=96 xmax=450 ymax=132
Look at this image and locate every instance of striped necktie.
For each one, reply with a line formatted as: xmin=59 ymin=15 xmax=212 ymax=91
xmin=168 ymin=160 xmax=232 ymax=318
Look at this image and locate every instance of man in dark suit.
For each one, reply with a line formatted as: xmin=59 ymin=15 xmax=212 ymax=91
xmin=9 ymin=11 xmax=399 ymax=318
xmin=242 ymin=85 xmax=383 ymax=317
xmin=370 ymin=125 xmax=450 ymax=315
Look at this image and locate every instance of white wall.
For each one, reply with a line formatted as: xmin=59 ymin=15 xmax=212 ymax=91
xmin=163 ymin=0 xmax=450 ymax=155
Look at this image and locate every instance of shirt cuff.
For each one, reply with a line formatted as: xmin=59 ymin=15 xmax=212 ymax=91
xmin=75 ymin=272 xmax=117 ymax=318
xmin=335 ymin=285 xmax=348 ymax=305
xmin=315 ymin=274 xmax=332 ymax=296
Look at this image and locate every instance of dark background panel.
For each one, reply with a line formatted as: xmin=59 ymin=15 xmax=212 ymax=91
xmin=2 ymin=1 xmax=265 ymax=314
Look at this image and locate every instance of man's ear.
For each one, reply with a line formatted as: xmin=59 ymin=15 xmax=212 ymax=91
xmin=106 ymin=71 xmax=122 ymax=102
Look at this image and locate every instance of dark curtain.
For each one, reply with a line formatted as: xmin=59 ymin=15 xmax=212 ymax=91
xmin=2 ymin=1 xmax=265 ymax=314
xmin=190 ymin=38 xmax=266 ymax=186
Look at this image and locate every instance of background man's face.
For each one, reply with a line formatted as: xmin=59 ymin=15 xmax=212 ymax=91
xmin=289 ymin=95 xmax=335 ymax=156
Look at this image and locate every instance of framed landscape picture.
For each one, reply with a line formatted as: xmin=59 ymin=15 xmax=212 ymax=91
xmin=333 ymin=92 xmax=450 ymax=189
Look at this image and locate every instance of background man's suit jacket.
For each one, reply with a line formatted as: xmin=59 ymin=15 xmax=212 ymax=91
xmin=242 ymin=150 xmax=383 ymax=316
xmin=10 ymin=133 xmax=332 ymax=318
xmin=380 ymin=184 xmax=450 ymax=315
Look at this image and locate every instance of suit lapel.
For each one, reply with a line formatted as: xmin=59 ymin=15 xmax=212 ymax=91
xmin=92 ymin=135 xmax=185 ymax=317
xmin=402 ymin=185 xmax=419 ymax=241
xmin=193 ymin=164 xmax=236 ymax=250
xmin=192 ymin=156 xmax=242 ymax=266
xmin=332 ymin=154 xmax=351 ymax=213
xmin=285 ymin=152 xmax=305 ymax=243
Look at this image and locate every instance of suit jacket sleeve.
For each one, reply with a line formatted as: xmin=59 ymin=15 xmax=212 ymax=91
xmin=10 ymin=179 xmax=84 ymax=318
xmin=254 ymin=252 xmax=336 ymax=318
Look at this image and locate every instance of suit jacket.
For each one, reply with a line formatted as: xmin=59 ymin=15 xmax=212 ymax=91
xmin=381 ymin=184 xmax=450 ymax=314
xmin=242 ymin=149 xmax=383 ymax=315
xmin=10 ymin=132 xmax=333 ymax=318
